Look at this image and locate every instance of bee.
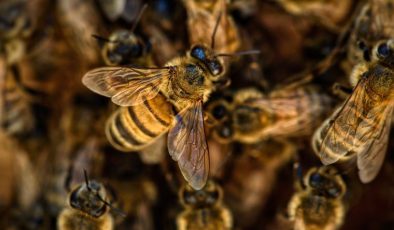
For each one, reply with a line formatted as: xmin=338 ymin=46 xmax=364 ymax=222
xmin=57 ymin=171 xmax=115 ymax=230
xmin=275 ymin=0 xmax=353 ymax=31
xmin=177 ymin=180 xmax=232 ymax=230
xmin=98 ymin=29 xmax=153 ymax=67
xmin=287 ymin=166 xmax=347 ymax=230
xmin=206 ymin=84 xmax=333 ymax=144
xmin=0 ymin=0 xmax=32 ymax=65
xmin=0 ymin=55 xmax=34 ymax=137
xmin=95 ymin=5 xmax=153 ymax=67
xmin=312 ymin=39 xmax=394 ymax=183
xmin=345 ymin=0 xmax=394 ymax=76
xmin=81 ymin=11 xmax=254 ymax=189
xmin=182 ymin=0 xmax=240 ymax=55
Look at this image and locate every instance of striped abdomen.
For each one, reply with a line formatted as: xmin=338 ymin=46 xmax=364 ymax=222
xmin=106 ymin=94 xmax=173 ymax=151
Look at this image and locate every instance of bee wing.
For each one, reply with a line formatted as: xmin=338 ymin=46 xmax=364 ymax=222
xmin=168 ymin=101 xmax=209 ymax=190
xmin=318 ymin=78 xmax=388 ymax=165
xmin=248 ymin=92 xmax=319 ymax=136
xmin=357 ymin=105 xmax=393 ymax=183
xmin=82 ymin=66 xmax=173 ymax=106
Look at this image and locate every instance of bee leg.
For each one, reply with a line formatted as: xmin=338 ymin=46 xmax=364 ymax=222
xmin=331 ymin=83 xmax=352 ymax=100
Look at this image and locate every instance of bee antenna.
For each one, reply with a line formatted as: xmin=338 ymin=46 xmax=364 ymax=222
xmin=83 ymin=169 xmax=91 ymax=191
xmin=211 ymin=12 xmax=222 ymax=50
xmin=215 ymin=49 xmax=261 ymax=58
xmin=131 ymin=3 xmax=148 ymax=33
xmin=96 ymin=193 xmax=127 ymax=218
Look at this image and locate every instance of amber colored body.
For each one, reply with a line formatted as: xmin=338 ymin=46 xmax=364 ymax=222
xmin=288 ymin=167 xmax=346 ymax=230
xmin=177 ymin=181 xmax=232 ymax=230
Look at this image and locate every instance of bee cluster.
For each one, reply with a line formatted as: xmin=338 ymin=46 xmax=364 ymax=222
xmin=1 ymin=0 xmax=394 ymax=229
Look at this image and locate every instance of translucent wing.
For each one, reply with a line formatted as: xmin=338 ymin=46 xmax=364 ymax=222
xmin=249 ymin=87 xmax=329 ymax=137
xmin=318 ymin=78 xmax=388 ymax=165
xmin=168 ymin=101 xmax=209 ymax=190
xmin=357 ymin=105 xmax=393 ymax=183
xmin=82 ymin=66 xmax=173 ymax=106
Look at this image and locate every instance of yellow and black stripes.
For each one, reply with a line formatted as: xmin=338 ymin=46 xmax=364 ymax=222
xmin=105 ymin=94 xmax=173 ymax=151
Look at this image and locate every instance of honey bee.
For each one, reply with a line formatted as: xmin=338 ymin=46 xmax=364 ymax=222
xmin=287 ymin=166 xmax=347 ymax=230
xmin=177 ymin=180 xmax=232 ymax=230
xmin=312 ymin=39 xmax=394 ymax=183
xmin=0 ymin=0 xmax=32 ymax=65
xmin=98 ymin=29 xmax=153 ymax=67
xmin=345 ymin=0 xmax=394 ymax=75
xmin=93 ymin=4 xmax=153 ymax=68
xmin=82 ymin=22 xmax=246 ymax=189
xmin=57 ymin=171 xmax=115 ymax=230
xmin=0 ymin=56 xmax=34 ymax=136
xmin=206 ymin=84 xmax=333 ymax=144
xmin=182 ymin=0 xmax=240 ymax=55
xmin=275 ymin=0 xmax=353 ymax=31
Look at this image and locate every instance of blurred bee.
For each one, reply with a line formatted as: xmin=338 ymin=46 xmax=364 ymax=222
xmin=94 ymin=4 xmax=153 ymax=67
xmin=57 ymin=0 xmax=103 ymax=66
xmin=0 ymin=56 xmax=34 ymax=135
xmin=97 ymin=29 xmax=153 ymax=67
xmin=206 ymin=84 xmax=333 ymax=144
xmin=82 ymin=15 xmax=256 ymax=189
xmin=312 ymin=39 xmax=394 ymax=183
xmin=58 ymin=171 xmax=115 ymax=230
xmin=275 ymin=0 xmax=353 ymax=31
xmin=177 ymin=180 xmax=232 ymax=230
xmin=344 ymin=0 xmax=394 ymax=75
xmin=0 ymin=0 xmax=32 ymax=65
xmin=96 ymin=0 xmax=143 ymax=23
xmin=182 ymin=0 xmax=240 ymax=55
xmin=287 ymin=166 xmax=347 ymax=230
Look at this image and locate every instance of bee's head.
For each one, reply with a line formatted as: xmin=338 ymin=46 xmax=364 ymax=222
xmin=0 ymin=0 xmax=31 ymax=38
xmin=69 ymin=181 xmax=108 ymax=218
xmin=180 ymin=180 xmax=222 ymax=208
xmin=104 ymin=30 xmax=149 ymax=66
xmin=373 ymin=39 xmax=394 ymax=67
xmin=190 ymin=44 xmax=224 ymax=78
xmin=306 ymin=167 xmax=346 ymax=199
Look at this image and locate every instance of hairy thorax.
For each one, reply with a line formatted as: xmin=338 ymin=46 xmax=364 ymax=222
xmin=163 ymin=57 xmax=214 ymax=110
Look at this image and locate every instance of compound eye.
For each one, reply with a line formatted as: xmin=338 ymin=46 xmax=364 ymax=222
xmin=206 ymin=190 xmax=219 ymax=204
xmin=70 ymin=189 xmax=82 ymax=209
xmin=208 ymin=60 xmax=223 ymax=76
xmin=377 ymin=43 xmax=390 ymax=58
xmin=182 ymin=190 xmax=197 ymax=205
xmin=212 ymin=104 xmax=227 ymax=120
xmin=309 ymin=173 xmax=322 ymax=188
xmin=191 ymin=46 xmax=206 ymax=61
